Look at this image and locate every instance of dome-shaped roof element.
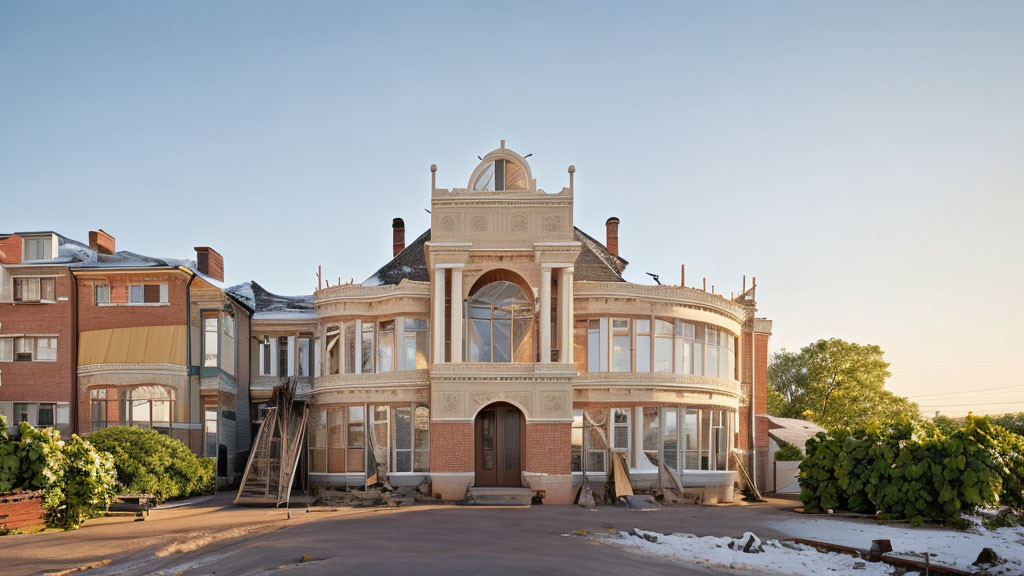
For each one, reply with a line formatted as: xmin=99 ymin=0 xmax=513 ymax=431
xmin=467 ymin=144 xmax=534 ymax=192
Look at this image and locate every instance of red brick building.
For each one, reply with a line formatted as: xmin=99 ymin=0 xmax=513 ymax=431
xmin=0 ymin=232 xmax=77 ymax=436
xmin=0 ymin=230 xmax=252 ymax=484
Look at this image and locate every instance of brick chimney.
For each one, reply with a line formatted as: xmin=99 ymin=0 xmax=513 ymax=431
xmin=194 ymin=247 xmax=224 ymax=282
xmin=89 ymin=229 xmax=116 ymax=255
xmin=605 ymin=217 xmax=620 ymax=256
xmin=392 ymin=218 xmax=405 ymax=257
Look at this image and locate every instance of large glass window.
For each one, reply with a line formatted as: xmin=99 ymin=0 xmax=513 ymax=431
xmin=13 ymin=277 xmax=55 ymax=302
xmin=36 ymin=404 xmax=55 ymax=427
xmin=308 ymin=408 xmax=327 ymax=473
xmin=360 ymin=322 xmax=375 ymax=373
xmin=586 ymin=319 xmax=606 ymax=372
xmin=326 ymin=327 xmax=340 ymax=375
xmin=662 ymin=408 xmax=678 ymax=472
xmin=344 ymin=322 xmax=356 ymax=374
xmin=467 ymin=281 xmax=533 ymax=363
xmin=277 ymin=337 xmax=289 ymax=377
xmin=641 ymin=407 xmax=660 ymax=468
xmin=611 ymin=319 xmax=631 ymax=372
xmin=612 ymin=408 xmax=630 ymax=459
xmin=15 ymin=337 xmax=33 ymax=362
xmin=94 ymin=283 xmax=110 ymax=304
xmin=128 ymin=283 xmax=168 ymax=304
xmin=705 ymin=328 xmax=719 ymax=378
xmin=414 ymin=405 xmax=430 ymax=472
xmin=34 ymin=337 xmax=57 ymax=361
xmin=262 ymin=336 xmax=278 ymax=377
xmin=298 ymin=337 xmax=311 ymax=377
xmin=203 ymin=313 xmax=218 ymax=368
xmin=571 ymin=409 xmax=609 ymax=474
xmin=636 ymin=320 xmax=651 ymax=373
xmin=204 ymin=405 xmax=218 ymax=457
xmin=23 ymin=237 xmax=52 ymax=261
xmin=684 ymin=408 xmax=700 ymax=470
xmin=377 ymin=321 xmax=394 ymax=373
xmin=347 ymin=406 xmax=365 ymax=472
xmin=402 ymin=318 xmax=429 ymax=370
xmin=654 ymin=320 xmax=673 ymax=373
xmin=0 ymin=338 xmax=12 ymax=362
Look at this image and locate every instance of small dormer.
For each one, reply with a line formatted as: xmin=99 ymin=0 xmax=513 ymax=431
xmin=21 ymin=233 xmax=58 ymax=262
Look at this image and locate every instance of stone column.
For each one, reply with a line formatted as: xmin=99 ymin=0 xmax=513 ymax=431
xmin=540 ymin=266 xmax=551 ymax=363
xmin=558 ymin=267 xmax=571 ymax=361
xmin=564 ymin=266 xmax=574 ymax=364
xmin=450 ymin=266 xmax=463 ymax=363
xmin=433 ymin=267 xmax=446 ymax=364
xmin=354 ymin=319 xmax=362 ymax=374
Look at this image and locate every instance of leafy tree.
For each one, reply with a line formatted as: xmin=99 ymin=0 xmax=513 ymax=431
xmin=930 ymin=414 xmax=963 ymax=437
xmin=991 ymin=412 xmax=1024 ymax=436
xmin=768 ymin=338 xmax=921 ymax=429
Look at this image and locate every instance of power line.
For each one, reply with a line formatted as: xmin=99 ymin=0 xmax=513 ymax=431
xmin=917 ymin=401 xmax=1024 ymax=408
xmin=909 ymin=383 xmax=1024 ymax=399
xmin=893 ymin=360 xmax=1024 ymax=371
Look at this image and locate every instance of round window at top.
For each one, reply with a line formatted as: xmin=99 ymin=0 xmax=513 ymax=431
xmin=474 ymin=159 xmax=528 ymax=191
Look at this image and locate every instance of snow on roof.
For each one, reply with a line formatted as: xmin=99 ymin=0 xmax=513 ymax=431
xmin=230 ymin=281 xmax=315 ymax=320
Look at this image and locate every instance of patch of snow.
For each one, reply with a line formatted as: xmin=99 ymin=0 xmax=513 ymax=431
xmin=226 ymin=282 xmax=256 ymax=310
xmin=767 ymin=515 xmax=1024 ymax=574
xmin=604 ymin=530 xmax=894 ymax=575
xmin=361 ymin=274 xmax=384 ymax=287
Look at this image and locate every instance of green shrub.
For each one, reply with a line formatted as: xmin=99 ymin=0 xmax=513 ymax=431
xmin=87 ymin=427 xmax=215 ymax=501
xmin=54 ymin=436 xmax=117 ymax=530
xmin=774 ymin=441 xmax=804 ymax=462
xmin=0 ymin=415 xmax=20 ymax=493
xmin=798 ymin=415 xmax=1024 ymax=526
xmin=0 ymin=418 xmax=116 ymax=530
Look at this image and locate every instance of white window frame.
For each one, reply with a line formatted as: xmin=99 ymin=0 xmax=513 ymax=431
xmin=128 ymin=283 xmax=169 ymax=305
xmin=0 ymin=337 xmax=12 ymax=362
xmin=94 ymin=282 xmax=110 ymax=304
xmin=13 ymin=277 xmax=56 ymax=303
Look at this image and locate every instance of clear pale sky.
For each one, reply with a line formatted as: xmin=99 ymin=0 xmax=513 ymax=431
xmin=2 ymin=2 xmax=1022 ymax=416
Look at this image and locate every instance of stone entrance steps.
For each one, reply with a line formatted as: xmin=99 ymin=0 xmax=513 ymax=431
xmin=465 ymin=487 xmax=533 ymax=506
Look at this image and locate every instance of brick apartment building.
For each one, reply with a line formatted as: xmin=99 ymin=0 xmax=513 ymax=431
xmin=0 ymin=232 xmax=77 ymax=437
xmin=0 ymin=230 xmax=252 ymax=484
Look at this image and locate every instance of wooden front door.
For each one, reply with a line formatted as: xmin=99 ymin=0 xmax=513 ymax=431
xmin=474 ymin=403 xmax=524 ymax=487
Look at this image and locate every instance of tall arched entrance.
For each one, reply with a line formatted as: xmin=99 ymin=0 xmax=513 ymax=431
xmin=474 ymin=402 xmax=524 ymax=487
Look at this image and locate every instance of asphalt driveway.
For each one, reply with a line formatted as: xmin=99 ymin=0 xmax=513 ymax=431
xmin=3 ymin=493 xmax=802 ymax=576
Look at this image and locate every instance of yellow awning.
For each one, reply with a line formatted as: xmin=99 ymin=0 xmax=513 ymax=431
xmin=78 ymin=325 xmax=186 ymax=366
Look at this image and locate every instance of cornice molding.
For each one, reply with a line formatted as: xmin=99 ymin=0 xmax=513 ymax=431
xmin=314 ymin=279 xmax=430 ymax=305
xmin=77 ymin=363 xmax=187 ymax=376
xmin=574 ymin=372 xmax=741 ymax=397
xmin=573 ymin=281 xmax=750 ymax=323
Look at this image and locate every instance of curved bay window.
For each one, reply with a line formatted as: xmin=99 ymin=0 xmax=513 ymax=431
xmin=89 ymin=385 xmax=176 ymax=434
xmin=467 ymin=281 xmax=533 ymax=363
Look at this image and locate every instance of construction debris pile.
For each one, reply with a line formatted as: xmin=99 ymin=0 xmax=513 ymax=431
xmin=316 ymin=479 xmax=440 ymax=508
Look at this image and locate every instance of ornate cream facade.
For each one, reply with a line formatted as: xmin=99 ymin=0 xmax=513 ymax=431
xmin=239 ymin=142 xmax=772 ymax=504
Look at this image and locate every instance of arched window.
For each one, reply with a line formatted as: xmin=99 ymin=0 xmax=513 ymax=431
xmin=467 ymin=281 xmax=534 ymax=362
xmin=473 ymin=158 xmax=528 ymax=191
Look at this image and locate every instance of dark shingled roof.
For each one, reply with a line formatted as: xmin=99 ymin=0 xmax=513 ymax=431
xmin=226 ymin=281 xmax=314 ymax=319
xmin=363 ymin=227 xmax=628 ymax=286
